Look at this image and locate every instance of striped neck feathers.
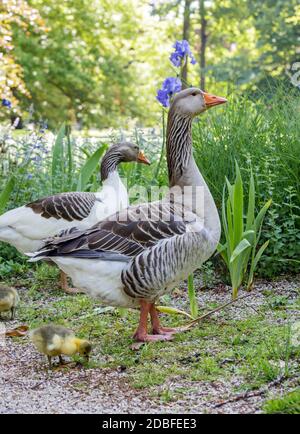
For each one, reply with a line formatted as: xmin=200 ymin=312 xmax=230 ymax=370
xmin=101 ymin=149 xmax=123 ymax=182
xmin=166 ymin=107 xmax=221 ymax=241
xmin=166 ymin=109 xmax=193 ymax=188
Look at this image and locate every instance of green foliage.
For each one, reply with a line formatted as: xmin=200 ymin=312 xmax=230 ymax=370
xmin=0 ymin=243 xmax=29 ymax=276
xmin=247 ymin=0 xmax=300 ymax=84
xmin=51 ymin=123 xmax=108 ymax=193
xmin=0 ymin=158 xmax=30 ymax=213
xmin=193 ymin=87 xmax=300 ymax=278
xmin=51 ymin=123 xmax=67 ymax=193
xmin=217 ymin=161 xmax=271 ymax=298
xmin=10 ymin=0 xmax=172 ymax=128
xmin=0 ymin=173 xmax=17 ymax=214
xmin=263 ymin=390 xmax=300 ymax=414
xmin=0 ymin=0 xmax=45 ymax=111
xmin=76 ymin=144 xmax=108 ymax=192
xmin=2 ymin=1 xmax=299 ymax=127
xmin=187 ymin=273 xmax=198 ymax=318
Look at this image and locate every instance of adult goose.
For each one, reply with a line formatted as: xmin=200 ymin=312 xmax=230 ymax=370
xmin=0 ymin=142 xmax=150 ymax=293
xmin=31 ymin=88 xmax=227 ymax=340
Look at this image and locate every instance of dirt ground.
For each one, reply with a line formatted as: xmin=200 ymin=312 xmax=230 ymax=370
xmin=0 ymin=276 xmax=299 ymax=414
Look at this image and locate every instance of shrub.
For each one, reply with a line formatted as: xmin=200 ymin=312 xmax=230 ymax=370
xmin=217 ymin=161 xmax=271 ymax=298
xmin=193 ymin=87 xmax=300 ymax=277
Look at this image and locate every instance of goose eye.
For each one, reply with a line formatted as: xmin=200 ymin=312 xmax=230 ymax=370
xmin=191 ymin=92 xmax=197 ymax=96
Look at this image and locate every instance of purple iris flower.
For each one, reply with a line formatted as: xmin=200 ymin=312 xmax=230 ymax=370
xmin=170 ymin=40 xmax=197 ymax=67
xmin=156 ymin=89 xmax=170 ymax=108
xmin=170 ymin=52 xmax=182 ymax=67
xmin=162 ymin=77 xmax=182 ymax=94
xmin=1 ymin=99 xmax=11 ymax=108
xmin=156 ymin=77 xmax=182 ymax=107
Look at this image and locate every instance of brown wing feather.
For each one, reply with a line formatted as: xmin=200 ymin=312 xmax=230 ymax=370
xmin=35 ymin=200 xmax=195 ymax=260
xmin=27 ymin=192 xmax=98 ymax=221
xmin=97 ymin=201 xmax=190 ymax=246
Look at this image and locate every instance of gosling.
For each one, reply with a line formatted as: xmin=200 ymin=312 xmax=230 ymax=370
xmin=0 ymin=285 xmax=19 ymax=320
xmin=30 ymin=324 xmax=92 ymax=368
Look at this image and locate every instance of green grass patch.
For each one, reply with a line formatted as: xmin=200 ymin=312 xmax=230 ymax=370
xmin=263 ymin=389 xmax=300 ymax=414
xmin=1 ymin=265 xmax=299 ymax=407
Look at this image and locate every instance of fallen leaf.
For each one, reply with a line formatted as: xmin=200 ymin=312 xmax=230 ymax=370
xmin=156 ymin=305 xmax=193 ymax=319
xmin=5 ymin=325 xmax=29 ymax=337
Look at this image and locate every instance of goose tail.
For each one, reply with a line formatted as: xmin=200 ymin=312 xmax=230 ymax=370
xmin=27 ymin=250 xmax=50 ymax=262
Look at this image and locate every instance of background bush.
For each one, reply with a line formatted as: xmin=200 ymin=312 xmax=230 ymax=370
xmin=192 ymin=87 xmax=300 ymax=277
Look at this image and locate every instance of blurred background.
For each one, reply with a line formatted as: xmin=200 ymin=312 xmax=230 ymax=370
xmin=1 ymin=0 xmax=299 ymax=128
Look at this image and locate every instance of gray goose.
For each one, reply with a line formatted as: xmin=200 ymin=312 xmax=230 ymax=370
xmin=31 ymin=88 xmax=227 ymax=341
xmin=0 ymin=142 xmax=150 ymax=293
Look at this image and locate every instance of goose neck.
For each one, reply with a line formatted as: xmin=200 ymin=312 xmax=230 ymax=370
xmin=166 ymin=110 xmax=221 ymax=241
xmin=100 ymin=150 xmax=122 ymax=182
xmin=166 ymin=111 xmax=193 ymax=188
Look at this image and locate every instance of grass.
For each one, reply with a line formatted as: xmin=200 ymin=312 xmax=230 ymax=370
xmin=263 ymin=389 xmax=300 ymax=414
xmin=1 ymin=264 xmax=299 ymax=412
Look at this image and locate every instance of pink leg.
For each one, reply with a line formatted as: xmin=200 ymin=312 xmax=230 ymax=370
xmin=133 ymin=300 xmax=174 ymax=342
xmin=60 ymin=271 xmax=85 ymax=294
xmin=150 ymin=304 xmax=184 ymax=335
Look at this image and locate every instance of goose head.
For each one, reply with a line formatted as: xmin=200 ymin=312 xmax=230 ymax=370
xmin=77 ymin=339 xmax=92 ymax=361
xmin=112 ymin=142 xmax=150 ymax=165
xmin=170 ymin=87 xmax=227 ymax=118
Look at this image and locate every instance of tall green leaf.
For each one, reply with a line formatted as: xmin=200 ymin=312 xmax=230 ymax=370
xmin=247 ymin=240 xmax=270 ymax=289
xmin=0 ymin=174 xmax=16 ymax=214
xmin=218 ymin=161 xmax=271 ymax=299
xmin=246 ymin=171 xmax=255 ymax=230
xmin=230 ymin=238 xmax=251 ymax=263
xmin=254 ymin=199 xmax=272 ymax=232
xmin=66 ymin=124 xmax=73 ymax=191
xmin=233 ymin=160 xmax=243 ymax=246
xmin=76 ymin=144 xmax=108 ymax=191
xmin=226 ymin=198 xmax=234 ymax=251
xmin=188 ymin=273 xmax=198 ymax=318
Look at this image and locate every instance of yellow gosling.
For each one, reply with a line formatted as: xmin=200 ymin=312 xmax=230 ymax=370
xmin=29 ymin=324 xmax=92 ymax=368
xmin=0 ymin=285 xmax=19 ymax=320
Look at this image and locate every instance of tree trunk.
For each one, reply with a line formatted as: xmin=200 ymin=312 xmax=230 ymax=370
xmin=181 ymin=0 xmax=192 ymax=87
xmin=199 ymin=0 xmax=207 ymax=90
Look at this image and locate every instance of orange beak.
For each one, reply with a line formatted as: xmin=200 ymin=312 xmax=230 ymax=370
xmin=202 ymin=92 xmax=227 ymax=108
xmin=137 ymin=150 xmax=151 ymax=165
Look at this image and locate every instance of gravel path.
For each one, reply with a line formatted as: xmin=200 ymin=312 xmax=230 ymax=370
xmin=0 ymin=341 xmax=159 ymax=414
xmin=0 ymin=276 xmax=299 ymax=414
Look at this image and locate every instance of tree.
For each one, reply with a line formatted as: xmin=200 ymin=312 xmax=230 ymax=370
xmin=0 ymin=0 xmax=45 ymax=118
xmin=12 ymin=0 xmax=174 ymax=128
xmin=182 ymin=0 xmax=192 ymax=85
xmin=199 ymin=0 xmax=207 ymax=89
xmin=247 ymin=0 xmax=300 ymax=86
xmin=2 ymin=0 xmax=298 ymax=128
